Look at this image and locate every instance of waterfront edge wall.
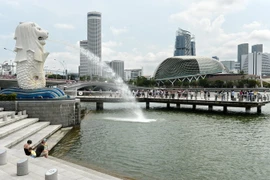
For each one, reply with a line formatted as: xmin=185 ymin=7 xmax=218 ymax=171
xmin=0 ymin=99 xmax=81 ymax=127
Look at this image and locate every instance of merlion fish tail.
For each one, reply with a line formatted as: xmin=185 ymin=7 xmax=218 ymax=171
xmin=16 ymin=50 xmax=46 ymax=89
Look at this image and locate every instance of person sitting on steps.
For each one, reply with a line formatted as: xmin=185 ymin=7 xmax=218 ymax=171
xmin=23 ymin=140 xmax=32 ymax=156
xmin=35 ymin=139 xmax=49 ymax=158
xmin=28 ymin=147 xmax=36 ymax=158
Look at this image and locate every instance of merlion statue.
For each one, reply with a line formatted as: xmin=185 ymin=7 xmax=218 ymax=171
xmin=14 ymin=22 xmax=49 ymax=89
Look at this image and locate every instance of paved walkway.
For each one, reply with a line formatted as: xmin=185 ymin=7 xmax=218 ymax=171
xmin=0 ymin=147 xmax=122 ymax=180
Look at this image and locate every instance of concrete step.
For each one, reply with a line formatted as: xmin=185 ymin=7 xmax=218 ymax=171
xmin=0 ymin=107 xmax=4 ymax=112
xmin=11 ymin=124 xmax=62 ymax=150
xmin=46 ymin=127 xmax=72 ymax=151
xmin=0 ymin=118 xmax=39 ymax=139
xmin=0 ymin=114 xmax=28 ymax=128
xmin=0 ymin=111 xmax=16 ymax=118
xmin=2 ymin=148 xmax=121 ymax=180
xmin=0 ymin=122 xmax=50 ymax=148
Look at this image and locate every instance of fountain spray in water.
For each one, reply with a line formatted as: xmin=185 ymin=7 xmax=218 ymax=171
xmin=79 ymin=47 xmax=146 ymax=120
xmin=48 ymin=39 xmax=153 ymax=122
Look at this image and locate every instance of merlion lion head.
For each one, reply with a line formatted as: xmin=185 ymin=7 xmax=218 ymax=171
xmin=14 ymin=22 xmax=49 ymax=62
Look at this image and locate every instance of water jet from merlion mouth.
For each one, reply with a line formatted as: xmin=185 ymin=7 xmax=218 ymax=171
xmin=47 ymin=39 xmax=153 ymax=122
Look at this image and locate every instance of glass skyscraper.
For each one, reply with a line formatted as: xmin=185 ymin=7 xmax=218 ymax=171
xmin=110 ymin=60 xmax=124 ymax=80
xmin=252 ymin=44 xmax=263 ymax=53
xmin=237 ymin=43 xmax=249 ymax=70
xmin=174 ymin=28 xmax=196 ymax=56
xmin=79 ymin=11 xmax=102 ymax=78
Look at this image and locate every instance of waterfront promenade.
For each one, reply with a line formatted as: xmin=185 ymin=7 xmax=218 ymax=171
xmin=0 ymin=110 xmax=122 ymax=180
xmin=0 ymin=147 xmax=121 ymax=179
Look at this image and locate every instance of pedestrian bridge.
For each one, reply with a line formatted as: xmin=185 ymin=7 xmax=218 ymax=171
xmin=76 ymin=96 xmax=270 ymax=114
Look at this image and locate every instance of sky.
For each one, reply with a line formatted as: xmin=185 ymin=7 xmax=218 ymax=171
xmin=1 ymin=0 xmax=270 ymax=76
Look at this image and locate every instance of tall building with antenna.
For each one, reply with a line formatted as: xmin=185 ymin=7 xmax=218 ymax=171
xmin=79 ymin=11 xmax=102 ymax=78
xmin=174 ymin=28 xmax=196 ymax=56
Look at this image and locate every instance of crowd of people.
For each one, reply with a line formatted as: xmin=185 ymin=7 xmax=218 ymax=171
xmin=23 ymin=139 xmax=49 ymax=158
xmin=131 ymin=89 xmax=269 ymax=102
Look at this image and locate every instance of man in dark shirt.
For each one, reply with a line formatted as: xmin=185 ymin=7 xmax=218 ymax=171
xmin=35 ymin=139 xmax=48 ymax=158
xmin=23 ymin=140 xmax=32 ymax=156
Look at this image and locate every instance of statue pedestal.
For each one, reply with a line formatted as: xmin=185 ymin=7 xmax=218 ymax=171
xmin=0 ymin=87 xmax=68 ymax=99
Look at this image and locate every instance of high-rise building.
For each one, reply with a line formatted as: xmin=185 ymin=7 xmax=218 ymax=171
xmin=237 ymin=43 xmax=249 ymax=69
xmin=87 ymin=11 xmax=102 ymax=59
xmin=79 ymin=40 xmax=88 ymax=77
xmin=79 ymin=11 xmax=102 ymax=78
xmin=110 ymin=60 xmax=124 ymax=80
xmin=241 ymin=52 xmax=270 ymax=76
xmin=174 ymin=28 xmax=196 ymax=56
xmin=124 ymin=69 xmax=143 ymax=81
xmin=221 ymin=60 xmax=238 ymax=73
xmin=191 ymin=39 xmax=196 ymax=56
xmin=252 ymin=44 xmax=263 ymax=53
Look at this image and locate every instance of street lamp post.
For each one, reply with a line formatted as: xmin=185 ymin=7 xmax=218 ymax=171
xmin=3 ymin=48 xmax=16 ymax=76
xmin=54 ymin=59 xmax=67 ymax=81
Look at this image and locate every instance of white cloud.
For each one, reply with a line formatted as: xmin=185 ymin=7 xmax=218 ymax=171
xmin=102 ymin=43 xmax=172 ymax=75
xmin=45 ymin=51 xmax=79 ymax=73
xmin=0 ymin=33 xmax=14 ymax=39
xmin=5 ymin=1 xmax=19 ymax=7
xmin=169 ymin=0 xmax=249 ymax=24
xmin=102 ymin=41 xmax=122 ymax=48
xmin=248 ymin=29 xmax=270 ymax=41
xmin=54 ymin=24 xmax=75 ymax=30
xmin=110 ymin=26 xmax=128 ymax=35
xmin=243 ymin=21 xmax=262 ymax=29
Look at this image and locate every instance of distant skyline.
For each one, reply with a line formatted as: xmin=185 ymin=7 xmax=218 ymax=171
xmin=1 ymin=0 xmax=270 ymax=76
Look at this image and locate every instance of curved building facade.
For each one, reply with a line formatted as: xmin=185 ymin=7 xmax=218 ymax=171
xmin=154 ymin=56 xmax=226 ymax=81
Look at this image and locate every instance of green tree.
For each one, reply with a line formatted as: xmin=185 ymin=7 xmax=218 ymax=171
xmin=213 ymin=80 xmax=224 ymax=88
xmin=247 ymin=79 xmax=259 ymax=88
xmin=198 ymin=79 xmax=209 ymax=87
xmin=190 ymin=80 xmax=198 ymax=87
xmin=226 ymin=81 xmax=234 ymax=88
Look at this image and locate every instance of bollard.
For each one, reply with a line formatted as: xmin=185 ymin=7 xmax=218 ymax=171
xmin=18 ymin=111 xmax=22 ymax=116
xmin=3 ymin=115 xmax=7 ymax=121
xmin=11 ymin=113 xmax=15 ymax=119
xmin=0 ymin=149 xmax=7 ymax=165
xmin=23 ymin=110 xmax=27 ymax=115
xmin=17 ymin=158 xmax=28 ymax=176
xmin=45 ymin=168 xmax=58 ymax=180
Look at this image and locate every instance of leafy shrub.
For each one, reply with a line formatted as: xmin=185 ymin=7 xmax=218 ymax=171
xmin=0 ymin=93 xmax=17 ymax=101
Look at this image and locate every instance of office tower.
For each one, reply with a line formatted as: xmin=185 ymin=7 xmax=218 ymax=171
xmin=87 ymin=11 xmax=102 ymax=77
xmin=221 ymin=60 xmax=238 ymax=72
xmin=87 ymin=11 xmax=102 ymax=59
xmin=110 ymin=60 xmax=124 ymax=80
xmin=79 ymin=40 xmax=88 ymax=77
xmin=174 ymin=28 xmax=196 ymax=56
xmin=252 ymin=44 xmax=263 ymax=53
xmin=242 ymin=52 xmax=270 ymax=76
xmin=79 ymin=11 xmax=102 ymax=78
xmin=191 ymin=38 xmax=196 ymax=56
xmin=237 ymin=43 xmax=249 ymax=69
xmin=124 ymin=69 xmax=143 ymax=81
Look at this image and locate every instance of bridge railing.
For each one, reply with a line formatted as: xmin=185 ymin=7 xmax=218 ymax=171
xmin=64 ymin=89 xmax=270 ymax=103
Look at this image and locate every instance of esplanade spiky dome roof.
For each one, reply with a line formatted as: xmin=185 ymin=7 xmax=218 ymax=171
xmin=153 ymin=56 xmax=226 ymax=80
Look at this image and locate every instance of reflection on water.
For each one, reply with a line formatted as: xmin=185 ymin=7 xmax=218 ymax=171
xmin=51 ymin=103 xmax=270 ymax=180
